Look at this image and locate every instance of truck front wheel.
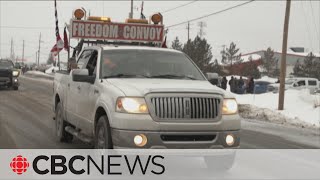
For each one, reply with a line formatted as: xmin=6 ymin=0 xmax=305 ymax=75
xmin=55 ymin=102 xmax=73 ymax=143
xmin=94 ymin=115 xmax=113 ymax=149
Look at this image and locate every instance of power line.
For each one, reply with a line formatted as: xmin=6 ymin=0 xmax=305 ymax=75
xmin=161 ymin=0 xmax=199 ymax=14
xmin=167 ymin=0 xmax=255 ymax=28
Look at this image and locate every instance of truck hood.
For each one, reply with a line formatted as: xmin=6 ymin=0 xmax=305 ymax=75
xmin=106 ymin=78 xmax=233 ymax=98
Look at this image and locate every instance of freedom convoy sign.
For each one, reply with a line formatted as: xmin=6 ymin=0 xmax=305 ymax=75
xmin=70 ymin=20 xmax=164 ymax=43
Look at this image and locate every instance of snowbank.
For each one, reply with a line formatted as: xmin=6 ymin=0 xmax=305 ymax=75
xmin=45 ymin=66 xmax=59 ymax=74
xmin=24 ymin=70 xmax=54 ymax=80
xmin=236 ymin=89 xmax=320 ymax=128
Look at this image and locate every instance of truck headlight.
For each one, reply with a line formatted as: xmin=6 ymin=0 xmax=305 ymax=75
xmin=116 ymin=97 xmax=149 ymax=114
xmin=222 ymin=99 xmax=238 ymax=115
xmin=12 ymin=70 xmax=19 ymax=77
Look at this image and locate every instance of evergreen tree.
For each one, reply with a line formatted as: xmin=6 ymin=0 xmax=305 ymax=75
xmin=302 ymin=52 xmax=316 ymax=78
xmin=210 ymin=59 xmax=223 ymax=75
xmin=171 ymin=37 xmax=183 ymax=51
xmin=220 ymin=42 xmax=242 ymax=74
xmin=242 ymin=56 xmax=261 ymax=79
xmin=261 ymin=47 xmax=277 ymax=76
xmin=182 ymin=36 xmax=213 ymax=73
xmin=293 ymin=59 xmax=304 ymax=77
xmin=273 ymin=59 xmax=280 ymax=77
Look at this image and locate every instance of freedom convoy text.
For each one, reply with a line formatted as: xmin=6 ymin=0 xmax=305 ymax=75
xmin=71 ymin=20 xmax=164 ymax=42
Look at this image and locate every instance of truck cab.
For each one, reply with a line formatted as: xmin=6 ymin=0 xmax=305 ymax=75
xmin=54 ymin=45 xmax=240 ymax=149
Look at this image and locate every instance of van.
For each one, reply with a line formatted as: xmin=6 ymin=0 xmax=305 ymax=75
xmin=290 ymin=78 xmax=319 ymax=93
xmin=268 ymin=77 xmax=319 ymax=94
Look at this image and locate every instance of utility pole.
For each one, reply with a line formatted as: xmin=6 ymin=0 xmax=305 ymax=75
xmin=37 ymin=33 xmax=41 ymax=67
xmin=129 ymin=0 xmax=133 ymax=18
xmin=186 ymin=21 xmax=190 ymax=40
xmin=198 ymin=21 xmax=206 ymax=38
xmin=35 ymin=52 xmax=38 ymax=66
xmin=22 ymin=40 xmax=24 ymax=63
xmin=278 ymin=0 xmax=291 ymax=110
xmin=10 ymin=38 xmax=15 ymax=62
xmin=10 ymin=38 xmax=13 ymax=60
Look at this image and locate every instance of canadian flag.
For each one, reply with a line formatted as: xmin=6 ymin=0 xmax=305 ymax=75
xmin=50 ymin=35 xmax=64 ymax=57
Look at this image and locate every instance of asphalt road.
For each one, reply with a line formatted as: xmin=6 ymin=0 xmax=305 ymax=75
xmin=0 ymin=76 xmax=319 ymax=149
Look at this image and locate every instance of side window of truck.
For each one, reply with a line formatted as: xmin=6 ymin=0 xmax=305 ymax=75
xmin=85 ymin=50 xmax=98 ymax=76
xmin=77 ymin=50 xmax=93 ymax=69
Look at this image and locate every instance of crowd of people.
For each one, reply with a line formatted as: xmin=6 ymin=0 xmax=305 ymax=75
xmin=220 ymin=76 xmax=255 ymax=94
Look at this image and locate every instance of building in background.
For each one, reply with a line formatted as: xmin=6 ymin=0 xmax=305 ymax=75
xmin=241 ymin=47 xmax=320 ymax=77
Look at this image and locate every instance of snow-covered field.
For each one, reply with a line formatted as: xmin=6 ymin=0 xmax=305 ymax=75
xmin=236 ymin=88 xmax=320 ymax=128
xmin=224 ymin=75 xmax=320 ymax=128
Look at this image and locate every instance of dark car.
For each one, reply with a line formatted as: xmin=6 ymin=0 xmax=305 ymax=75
xmin=254 ymin=81 xmax=272 ymax=94
xmin=0 ymin=59 xmax=20 ymax=90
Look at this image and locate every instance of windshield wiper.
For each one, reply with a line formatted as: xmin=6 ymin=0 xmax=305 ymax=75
xmin=103 ymin=74 xmax=150 ymax=79
xmin=150 ymin=74 xmax=197 ymax=80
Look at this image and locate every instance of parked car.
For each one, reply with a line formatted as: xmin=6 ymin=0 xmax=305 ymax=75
xmin=254 ymin=81 xmax=272 ymax=94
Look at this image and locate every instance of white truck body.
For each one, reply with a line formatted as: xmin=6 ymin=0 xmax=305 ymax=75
xmin=53 ymin=45 xmax=240 ymax=148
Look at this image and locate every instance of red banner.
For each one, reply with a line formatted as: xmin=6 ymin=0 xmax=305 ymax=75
xmin=70 ymin=20 xmax=164 ymax=43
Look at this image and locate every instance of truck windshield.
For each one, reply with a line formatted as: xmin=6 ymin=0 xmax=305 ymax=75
xmin=0 ymin=61 xmax=14 ymax=69
xmin=101 ymin=50 xmax=205 ymax=80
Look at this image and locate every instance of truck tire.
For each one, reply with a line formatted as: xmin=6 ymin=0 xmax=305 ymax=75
xmin=94 ymin=115 xmax=113 ymax=149
xmin=55 ymin=102 xmax=73 ymax=143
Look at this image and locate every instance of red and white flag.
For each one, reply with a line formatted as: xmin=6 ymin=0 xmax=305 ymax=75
xmin=50 ymin=0 xmax=63 ymax=57
xmin=161 ymin=36 xmax=167 ymax=48
xmin=63 ymin=26 xmax=69 ymax=52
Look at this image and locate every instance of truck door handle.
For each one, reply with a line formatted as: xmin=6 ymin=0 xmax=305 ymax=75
xmin=68 ymin=83 xmax=70 ymax=88
xmin=77 ymin=86 xmax=81 ymax=90
xmin=94 ymin=89 xmax=99 ymax=94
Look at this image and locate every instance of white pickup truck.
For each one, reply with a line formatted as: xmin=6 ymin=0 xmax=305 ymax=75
xmin=53 ymin=45 xmax=240 ymax=149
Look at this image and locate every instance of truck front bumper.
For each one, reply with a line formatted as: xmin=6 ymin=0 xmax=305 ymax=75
xmin=111 ymin=129 xmax=240 ymax=149
xmin=0 ymin=77 xmax=19 ymax=87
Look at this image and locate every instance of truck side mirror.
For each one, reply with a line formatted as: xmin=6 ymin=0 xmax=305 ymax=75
xmin=72 ymin=69 xmax=95 ymax=84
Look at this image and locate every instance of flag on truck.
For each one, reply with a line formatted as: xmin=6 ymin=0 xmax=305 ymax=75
xmin=63 ymin=26 xmax=69 ymax=52
xmin=140 ymin=1 xmax=146 ymax=19
xmin=50 ymin=0 xmax=63 ymax=57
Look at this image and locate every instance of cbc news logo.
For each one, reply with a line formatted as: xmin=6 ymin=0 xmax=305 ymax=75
xmin=10 ymin=155 xmax=30 ymax=175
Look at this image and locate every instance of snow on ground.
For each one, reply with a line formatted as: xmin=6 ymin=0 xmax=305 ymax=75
xmin=45 ymin=66 xmax=59 ymax=74
xmin=25 ymin=70 xmax=53 ymax=77
xmin=236 ymin=89 xmax=320 ymax=128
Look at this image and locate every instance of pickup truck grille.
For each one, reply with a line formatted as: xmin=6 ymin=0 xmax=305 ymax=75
xmin=0 ymin=70 xmax=11 ymax=77
xmin=150 ymin=97 xmax=221 ymax=120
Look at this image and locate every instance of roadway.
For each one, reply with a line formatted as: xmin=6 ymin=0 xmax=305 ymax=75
xmin=1 ymin=76 xmax=319 ymax=149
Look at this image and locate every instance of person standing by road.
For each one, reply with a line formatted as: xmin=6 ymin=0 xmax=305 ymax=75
xmin=247 ymin=77 xmax=255 ymax=94
xmin=229 ymin=76 xmax=236 ymax=93
xmin=238 ymin=76 xmax=245 ymax=94
xmin=221 ymin=76 xmax=228 ymax=90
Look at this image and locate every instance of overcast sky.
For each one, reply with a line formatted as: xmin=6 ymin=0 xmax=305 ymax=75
xmin=0 ymin=0 xmax=319 ymax=64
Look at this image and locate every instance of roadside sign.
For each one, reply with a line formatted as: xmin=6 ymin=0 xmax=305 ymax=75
xmin=70 ymin=20 xmax=164 ymax=43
